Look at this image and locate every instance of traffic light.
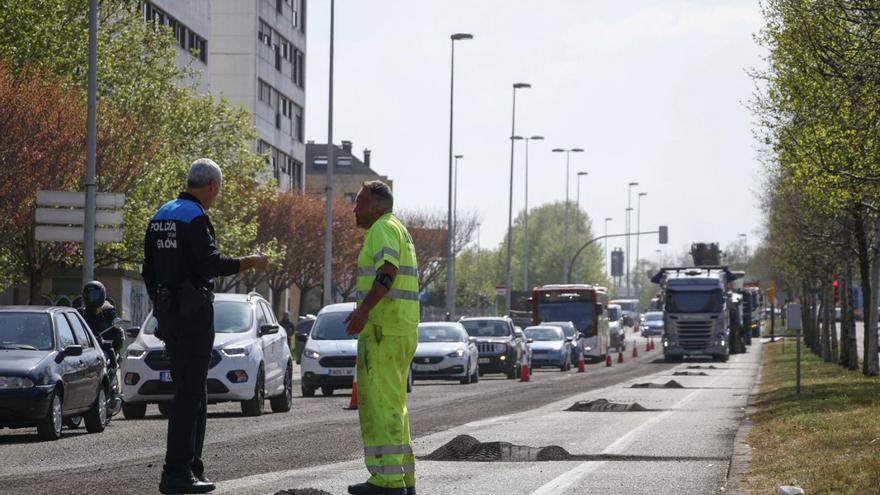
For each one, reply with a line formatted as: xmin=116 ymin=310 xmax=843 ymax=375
xmin=611 ymin=248 xmax=624 ymax=277
xmin=833 ymin=280 xmax=839 ymax=303
xmin=659 ymin=225 xmax=668 ymax=244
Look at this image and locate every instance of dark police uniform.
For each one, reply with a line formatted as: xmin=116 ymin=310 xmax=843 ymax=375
xmin=142 ymin=192 xmax=241 ymax=481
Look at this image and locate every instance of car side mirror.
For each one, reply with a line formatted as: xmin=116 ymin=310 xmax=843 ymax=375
xmin=295 ymin=332 xmax=309 ymax=342
xmin=125 ymin=327 xmax=140 ymax=339
xmin=56 ymin=344 xmax=83 ymax=362
xmin=527 ymin=338 xmax=534 ymax=344
xmin=259 ymin=323 xmax=280 ymax=336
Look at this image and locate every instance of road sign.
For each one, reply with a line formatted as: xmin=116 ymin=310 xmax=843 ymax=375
xmin=35 ymin=226 xmax=123 ymax=243
xmin=495 ymin=286 xmax=508 ymax=296
xmin=36 ymin=208 xmax=123 ymax=226
xmin=37 ymin=191 xmax=125 ymax=209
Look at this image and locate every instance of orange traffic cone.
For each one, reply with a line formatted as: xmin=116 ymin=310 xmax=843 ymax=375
xmin=645 ymin=338 xmax=651 ymax=353
xmin=617 ymin=350 xmax=624 ymax=363
xmin=345 ymin=363 xmax=358 ymax=410
xmin=520 ymin=352 xmax=531 ymax=382
xmin=606 ymin=354 xmax=613 ymax=367
xmin=577 ymin=353 xmax=586 ymax=373
xmin=632 ymin=340 xmax=638 ymax=358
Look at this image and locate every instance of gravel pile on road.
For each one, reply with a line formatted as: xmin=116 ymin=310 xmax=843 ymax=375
xmin=421 ymin=434 xmax=573 ymax=462
xmin=687 ymin=365 xmax=717 ymax=370
xmin=630 ymin=380 xmax=685 ymax=389
xmin=673 ymin=371 xmax=707 ymax=376
xmin=274 ymin=489 xmax=335 ymax=495
xmin=566 ymin=399 xmax=648 ymax=412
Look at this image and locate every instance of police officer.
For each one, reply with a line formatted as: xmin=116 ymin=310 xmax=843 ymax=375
xmin=345 ymin=180 xmax=420 ymax=495
xmin=142 ymin=159 xmax=268 ymax=494
xmin=78 ymin=280 xmax=117 ymax=336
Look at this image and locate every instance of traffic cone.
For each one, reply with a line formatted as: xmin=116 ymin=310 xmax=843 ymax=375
xmin=345 ymin=363 xmax=358 ymax=410
xmin=632 ymin=340 xmax=639 ymax=358
xmin=645 ymin=338 xmax=651 ymax=353
xmin=606 ymin=354 xmax=613 ymax=367
xmin=577 ymin=353 xmax=586 ymax=373
xmin=520 ymin=352 xmax=530 ymax=382
xmin=617 ymin=350 xmax=624 ymax=363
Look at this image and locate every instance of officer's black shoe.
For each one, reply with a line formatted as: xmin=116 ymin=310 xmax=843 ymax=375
xmin=406 ymin=488 xmax=416 ymax=495
xmin=347 ymin=482 xmax=406 ymax=495
xmin=159 ymin=472 xmax=216 ymax=494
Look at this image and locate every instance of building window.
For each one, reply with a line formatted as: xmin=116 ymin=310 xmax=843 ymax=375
xmin=337 ymin=157 xmax=352 ymax=167
xmin=294 ymin=105 xmax=303 ymax=143
xmin=313 ymin=157 xmax=328 ymax=168
xmin=144 ymin=2 xmax=206 ymax=63
xmin=295 ymin=51 xmax=304 ymax=88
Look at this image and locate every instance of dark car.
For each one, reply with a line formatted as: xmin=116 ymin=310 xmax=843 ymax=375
xmin=459 ymin=317 xmax=522 ymax=379
xmin=293 ymin=315 xmax=316 ymax=364
xmin=0 ymin=307 xmax=109 ymax=440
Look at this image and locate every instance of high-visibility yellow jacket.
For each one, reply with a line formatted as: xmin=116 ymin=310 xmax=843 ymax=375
xmin=356 ymin=212 xmax=420 ymax=335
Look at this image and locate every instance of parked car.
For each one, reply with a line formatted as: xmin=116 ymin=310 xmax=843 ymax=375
xmin=640 ymin=311 xmax=665 ymax=337
xmin=544 ymin=321 xmax=596 ymax=360
xmin=0 ymin=307 xmax=109 ymax=440
xmin=293 ymin=315 xmax=316 ymax=364
xmin=412 ymin=323 xmax=479 ymax=384
xmin=607 ymin=304 xmax=627 ymax=351
xmin=300 ymin=303 xmax=413 ymax=397
xmin=121 ymin=292 xmax=293 ymax=418
xmin=459 ymin=317 xmax=523 ymax=379
xmin=524 ymin=326 xmax=572 ymax=371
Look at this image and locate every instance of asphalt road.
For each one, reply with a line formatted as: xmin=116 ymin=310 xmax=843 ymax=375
xmin=0 ymin=334 xmax=675 ymax=495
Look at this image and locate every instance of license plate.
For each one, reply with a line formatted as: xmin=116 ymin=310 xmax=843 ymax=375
xmin=329 ymin=368 xmax=354 ymax=376
xmin=478 ymin=358 xmax=490 ymax=364
xmin=414 ymin=364 xmax=440 ymax=372
xmin=160 ymin=371 xmax=173 ymax=383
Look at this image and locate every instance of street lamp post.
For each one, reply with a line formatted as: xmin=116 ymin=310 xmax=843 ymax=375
xmin=635 ymin=191 xmax=647 ymax=295
xmin=322 ymin=0 xmax=336 ymax=306
xmin=505 ymin=82 xmax=531 ymax=312
xmin=739 ymin=233 xmax=748 ymax=258
xmin=625 ymin=181 xmax=639 ymax=295
xmin=446 ymin=32 xmax=473 ymax=318
xmin=476 ymin=223 xmax=481 ymax=316
xmin=604 ymin=217 xmax=613 ymax=277
xmin=521 ymin=135 xmax=543 ymax=292
xmin=83 ymin=0 xmax=98 ymax=283
xmin=552 ymin=148 xmax=584 ymax=283
xmin=574 ymin=171 xmax=589 ymax=283
xmin=453 ymin=154 xmax=463 ymax=305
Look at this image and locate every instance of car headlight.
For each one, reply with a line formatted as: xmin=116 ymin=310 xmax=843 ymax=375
xmin=494 ymin=343 xmax=507 ymax=353
xmin=126 ymin=347 xmax=146 ymax=358
xmin=0 ymin=376 xmax=34 ymax=390
xmin=221 ymin=346 xmax=251 ymax=357
xmin=303 ymin=349 xmax=320 ymax=359
xmin=446 ymin=349 xmax=465 ymax=358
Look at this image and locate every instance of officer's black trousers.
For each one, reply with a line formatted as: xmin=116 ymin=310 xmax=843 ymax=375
xmin=163 ymin=304 xmax=214 ymax=478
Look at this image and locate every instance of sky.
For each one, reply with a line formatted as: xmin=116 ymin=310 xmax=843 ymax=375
xmin=304 ymin=0 xmax=767 ymax=264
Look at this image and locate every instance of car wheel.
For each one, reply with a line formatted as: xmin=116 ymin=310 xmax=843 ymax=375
xmin=64 ymin=415 xmax=82 ymax=429
xmin=270 ymin=361 xmax=293 ymax=413
xmin=301 ymin=383 xmax=316 ymax=398
xmin=472 ymin=365 xmax=479 ymax=384
xmin=37 ymin=390 xmax=63 ymax=441
xmin=506 ymin=365 xmax=517 ymax=380
xmin=241 ymin=368 xmax=266 ymax=416
xmin=84 ymin=387 xmax=107 ymax=433
xmin=460 ymin=359 xmax=472 ymax=385
xmin=321 ymin=386 xmax=334 ymax=396
xmin=158 ymin=402 xmax=173 ymax=418
xmin=122 ymin=402 xmax=147 ymax=420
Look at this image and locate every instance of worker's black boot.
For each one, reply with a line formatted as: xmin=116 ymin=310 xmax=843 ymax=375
xmin=347 ymin=482 xmax=406 ymax=495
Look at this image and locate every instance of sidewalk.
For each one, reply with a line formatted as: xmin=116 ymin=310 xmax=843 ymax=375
xmin=216 ymin=344 xmax=763 ymax=495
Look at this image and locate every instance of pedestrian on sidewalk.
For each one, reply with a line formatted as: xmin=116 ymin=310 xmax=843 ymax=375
xmin=345 ymin=180 xmax=420 ymax=495
xmin=142 ymin=158 xmax=268 ymax=495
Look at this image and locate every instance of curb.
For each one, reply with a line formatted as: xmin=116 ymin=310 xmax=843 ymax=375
xmin=723 ymin=341 xmax=764 ymax=494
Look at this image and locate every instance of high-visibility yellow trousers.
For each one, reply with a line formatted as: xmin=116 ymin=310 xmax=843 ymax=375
xmin=356 ymin=322 xmax=417 ymax=489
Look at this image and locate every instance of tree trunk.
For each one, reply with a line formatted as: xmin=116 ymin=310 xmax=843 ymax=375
xmin=866 ymin=216 xmax=880 ymax=376
xmin=28 ymin=268 xmax=43 ymax=304
xmin=839 ymin=271 xmax=850 ymax=367
xmin=829 ymin=280 xmax=838 ymax=363
xmin=845 ymin=259 xmax=860 ymax=370
xmin=823 ymin=282 xmax=833 ymax=362
xmin=853 ymin=209 xmax=873 ymax=374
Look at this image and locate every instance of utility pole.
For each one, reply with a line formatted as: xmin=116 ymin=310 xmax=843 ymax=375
xmin=322 ymin=0 xmax=336 ymax=306
xmin=83 ymin=0 xmax=98 ymax=284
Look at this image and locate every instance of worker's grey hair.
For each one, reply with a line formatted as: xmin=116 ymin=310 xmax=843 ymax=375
xmin=187 ymin=158 xmax=223 ymax=188
xmin=361 ymin=180 xmax=393 ymax=211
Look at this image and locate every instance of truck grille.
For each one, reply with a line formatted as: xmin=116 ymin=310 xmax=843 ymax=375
xmin=477 ymin=342 xmax=498 ymax=354
xmin=675 ymin=320 xmax=713 ymax=350
xmin=319 ymin=356 xmax=356 ymax=368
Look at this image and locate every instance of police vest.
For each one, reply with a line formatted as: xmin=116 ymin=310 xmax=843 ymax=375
xmin=356 ymin=213 xmax=420 ymax=335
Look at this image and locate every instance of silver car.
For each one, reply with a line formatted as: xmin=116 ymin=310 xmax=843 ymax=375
xmin=412 ymin=323 xmax=479 ymax=384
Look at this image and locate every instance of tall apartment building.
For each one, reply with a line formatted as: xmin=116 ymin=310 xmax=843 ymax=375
xmin=144 ymin=0 xmax=307 ymax=192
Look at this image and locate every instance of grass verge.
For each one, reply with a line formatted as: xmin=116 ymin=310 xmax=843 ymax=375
xmin=743 ymin=339 xmax=880 ymax=494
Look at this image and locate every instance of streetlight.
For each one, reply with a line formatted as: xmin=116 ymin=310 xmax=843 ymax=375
xmin=604 ymin=217 xmax=613 ymax=277
xmin=505 ymin=82 xmax=531 ymax=312
xmin=522 ymin=135 xmax=544 ymax=291
xmin=552 ymin=147 xmax=585 ymax=283
xmin=626 ymin=181 xmax=639 ymax=294
xmin=446 ymin=32 xmax=473 ymax=317
xmin=739 ymin=233 xmax=748 ymax=257
xmin=322 ymin=0 xmax=337 ymax=306
xmin=452 ymin=154 xmax=463 ymax=297
xmin=476 ymin=222 xmax=481 ymax=316
xmin=574 ymin=171 xmax=589 ymax=283
xmin=635 ymin=191 xmax=647 ymax=295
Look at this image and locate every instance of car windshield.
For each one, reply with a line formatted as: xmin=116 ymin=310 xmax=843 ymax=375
xmin=607 ymin=307 xmax=621 ymax=320
xmin=525 ymin=327 xmax=563 ymax=341
xmin=666 ymin=290 xmax=723 ymax=313
xmin=143 ymin=301 xmax=253 ymax=335
xmin=419 ymin=325 xmax=465 ymax=343
xmin=311 ymin=311 xmax=357 ymax=340
xmin=461 ymin=320 xmax=510 ymax=337
xmin=295 ymin=319 xmax=315 ymax=335
xmin=645 ymin=313 xmax=663 ymax=321
xmin=0 ymin=313 xmax=53 ymax=350
xmin=536 ymin=303 xmax=593 ymax=333
xmin=545 ymin=322 xmax=575 ymax=337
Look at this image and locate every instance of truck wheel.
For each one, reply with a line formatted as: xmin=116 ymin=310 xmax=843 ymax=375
xmin=158 ymin=402 xmax=173 ymax=418
xmin=122 ymin=402 xmax=147 ymax=420
xmin=321 ymin=386 xmax=334 ymax=396
xmin=301 ymin=383 xmax=316 ymax=398
xmin=506 ymin=365 xmax=518 ymax=379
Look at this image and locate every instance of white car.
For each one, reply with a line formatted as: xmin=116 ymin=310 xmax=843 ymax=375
xmin=300 ymin=302 xmax=413 ymax=397
xmin=120 ymin=292 xmax=293 ymax=418
xmin=412 ymin=322 xmax=479 ymax=384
